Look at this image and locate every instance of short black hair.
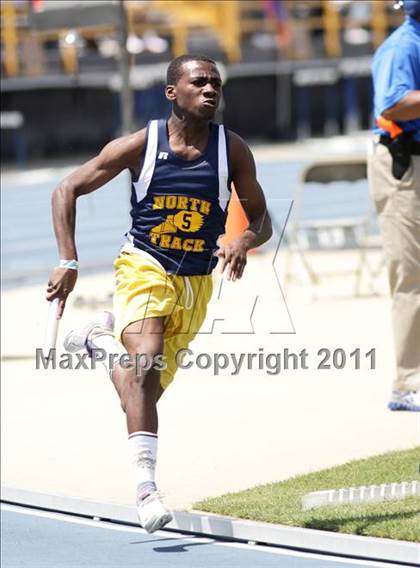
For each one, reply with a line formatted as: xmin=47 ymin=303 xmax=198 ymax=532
xmin=166 ymin=54 xmax=217 ymax=85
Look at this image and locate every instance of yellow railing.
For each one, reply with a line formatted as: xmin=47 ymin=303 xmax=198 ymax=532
xmin=241 ymin=0 xmax=404 ymax=58
xmin=0 ymin=0 xmax=405 ymax=78
xmin=148 ymin=1 xmax=241 ymax=62
xmin=2 ymin=1 xmax=19 ymax=76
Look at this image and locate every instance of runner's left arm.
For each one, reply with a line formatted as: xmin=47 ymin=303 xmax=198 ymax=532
xmin=217 ymin=131 xmax=272 ymax=281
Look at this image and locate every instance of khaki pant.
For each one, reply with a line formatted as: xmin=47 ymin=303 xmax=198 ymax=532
xmin=367 ymin=140 xmax=420 ymax=392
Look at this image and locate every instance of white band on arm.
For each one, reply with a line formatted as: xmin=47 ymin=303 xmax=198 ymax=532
xmin=59 ymin=259 xmax=79 ymax=270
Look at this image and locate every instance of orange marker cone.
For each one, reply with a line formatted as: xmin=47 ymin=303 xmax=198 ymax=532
xmin=222 ymin=185 xmax=256 ymax=252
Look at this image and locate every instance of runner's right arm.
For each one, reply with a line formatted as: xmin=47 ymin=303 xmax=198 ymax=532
xmin=46 ymin=130 xmax=146 ymax=317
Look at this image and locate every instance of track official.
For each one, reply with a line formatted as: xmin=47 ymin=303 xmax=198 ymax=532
xmin=368 ymin=0 xmax=420 ymax=411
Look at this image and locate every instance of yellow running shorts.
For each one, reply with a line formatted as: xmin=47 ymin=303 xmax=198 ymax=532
xmin=113 ymin=251 xmax=213 ymax=389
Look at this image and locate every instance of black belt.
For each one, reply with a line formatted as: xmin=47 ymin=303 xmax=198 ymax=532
xmin=379 ymin=134 xmax=420 ymax=155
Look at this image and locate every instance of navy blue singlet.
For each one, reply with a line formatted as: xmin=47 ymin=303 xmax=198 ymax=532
xmin=123 ymin=119 xmax=232 ymax=276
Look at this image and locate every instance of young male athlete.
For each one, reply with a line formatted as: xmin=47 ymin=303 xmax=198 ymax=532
xmin=46 ymin=55 xmax=272 ymax=532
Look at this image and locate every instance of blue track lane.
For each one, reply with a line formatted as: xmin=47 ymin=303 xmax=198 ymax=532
xmin=1 ymin=506 xmax=396 ymax=568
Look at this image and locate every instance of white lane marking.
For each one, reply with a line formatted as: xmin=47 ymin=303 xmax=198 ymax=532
xmin=1 ymin=504 xmax=182 ymax=539
xmin=1 ymin=167 xmax=77 ymax=186
xmin=216 ymin=541 xmax=404 ymax=567
xmin=1 ymin=504 xmax=405 ymax=567
xmin=2 ymin=504 xmax=217 ymax=546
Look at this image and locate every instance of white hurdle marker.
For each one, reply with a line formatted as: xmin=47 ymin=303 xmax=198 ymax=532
xmin=302 ymin=480 xmax=420 ymax=510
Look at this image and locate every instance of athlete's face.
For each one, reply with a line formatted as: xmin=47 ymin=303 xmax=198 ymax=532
xmin=166 ymin=61 xmax=222 ymax=120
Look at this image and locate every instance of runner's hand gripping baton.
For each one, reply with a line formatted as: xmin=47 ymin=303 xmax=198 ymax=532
xmin=43 ymin=298 xmax=59 ymax=355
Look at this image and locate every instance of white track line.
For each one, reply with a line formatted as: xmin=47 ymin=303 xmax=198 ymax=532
xmin=1 ymin=503 xmax=184 ymax=539
xmin=1 ymin=503 xmax=406 ymax=567
xmin=2 ymin=167 xmax=77 ymax=185
xmin=216 ymin=542 xmax=407 ymax=567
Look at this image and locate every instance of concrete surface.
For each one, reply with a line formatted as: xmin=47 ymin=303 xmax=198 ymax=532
xmin=2 ymin=250 xmax=419 ymax=510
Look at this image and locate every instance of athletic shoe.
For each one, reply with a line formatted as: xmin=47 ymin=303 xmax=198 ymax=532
xmin=137 ymin=491 xmax=173 ymax=533
xmin=388 ymin=390 xmax=420 ymax=412
xmin=63 ymin=311 xmax=114 ymax=354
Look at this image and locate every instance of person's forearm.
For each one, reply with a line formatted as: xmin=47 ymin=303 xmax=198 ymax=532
xmin=241 ymin=213 xmax=272 ymax=250
xmin=383 ymin=91 xmax=420 ymax=121
xmin=51 ymin=181 xmax=78 ymax=260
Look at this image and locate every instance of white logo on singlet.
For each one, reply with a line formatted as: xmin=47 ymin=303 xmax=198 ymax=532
xmin=158 ymin=152 xmax=168 ymax=160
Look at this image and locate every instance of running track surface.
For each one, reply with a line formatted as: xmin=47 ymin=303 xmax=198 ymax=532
xmin=1 ymin=505 xmax=400 ymax=568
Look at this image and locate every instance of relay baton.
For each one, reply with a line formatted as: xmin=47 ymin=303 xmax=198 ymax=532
xmin=43 ymin=297 xmax=60 ymax=355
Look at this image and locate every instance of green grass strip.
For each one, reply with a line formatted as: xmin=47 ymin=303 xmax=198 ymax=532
xmin=194 ymin=447 xmax=420 ymax=542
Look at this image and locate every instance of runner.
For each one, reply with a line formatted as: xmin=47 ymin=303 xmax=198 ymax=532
xmin=46 ymin=54 xmax=272 ymax=532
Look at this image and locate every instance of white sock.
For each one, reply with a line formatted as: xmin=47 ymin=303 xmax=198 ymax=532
xmin=128 ymin=431 xmax=158 ymax=502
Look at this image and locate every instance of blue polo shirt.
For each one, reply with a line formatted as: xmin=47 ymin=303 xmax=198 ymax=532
xmin=372 ymin=16 xmax=420 ymax=141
